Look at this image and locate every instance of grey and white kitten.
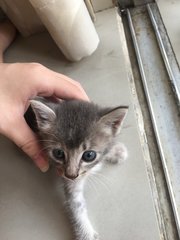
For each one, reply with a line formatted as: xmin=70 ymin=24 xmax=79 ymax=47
xmin=26 ymin=99 xmax=128 ymax=240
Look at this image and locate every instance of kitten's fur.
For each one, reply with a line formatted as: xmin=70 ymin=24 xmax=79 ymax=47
xmin=25 ymin=99 xmax=128 ymax=240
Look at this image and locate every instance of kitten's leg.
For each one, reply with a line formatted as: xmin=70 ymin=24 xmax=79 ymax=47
xmin=104 ymin=142 xmax=128 ymax=164
xmin=64 ymin=178 xmax=98 ymax=240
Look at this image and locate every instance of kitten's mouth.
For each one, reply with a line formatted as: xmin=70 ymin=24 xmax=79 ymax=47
xmin=80 ymin=171 xmax=87 ymax=175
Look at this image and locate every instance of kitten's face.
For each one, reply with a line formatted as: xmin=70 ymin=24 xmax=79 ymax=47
xmin=30 ymin=100 xmax=128 ymax=180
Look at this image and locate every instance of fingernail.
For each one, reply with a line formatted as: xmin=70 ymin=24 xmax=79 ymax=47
xmin=35 ymin=154 xmax=49 ymax=173
xmin=40 ymin=164 xmax=49 ymax=173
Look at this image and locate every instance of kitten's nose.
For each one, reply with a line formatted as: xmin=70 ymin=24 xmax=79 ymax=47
xmin=65 ymin=173 xmax=79 ymax=180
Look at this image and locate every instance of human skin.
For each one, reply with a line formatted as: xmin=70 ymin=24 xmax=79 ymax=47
xmin=0 ymin=21 xmax=89 ymax=172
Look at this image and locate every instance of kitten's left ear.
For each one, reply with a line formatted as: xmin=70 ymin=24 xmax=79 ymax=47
xmin=100 ymin=106 xmax=128 ymax=135
xmin=30 ymin=100 xmax=56 ymax=130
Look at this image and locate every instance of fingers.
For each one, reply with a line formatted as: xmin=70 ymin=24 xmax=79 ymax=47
xmin=34 ymin=65 xmax=89 ymax=101
xmin=52 ymin=72 xmax=89 ymax=101
xmin=5 ymin=116 xmax=49 ymax=172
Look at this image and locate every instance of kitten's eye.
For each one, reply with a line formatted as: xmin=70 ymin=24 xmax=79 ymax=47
xmin=52 ymin=149 xmax=65 ymax=160
xmin=82 ymin=150 xmax=97 ymax=162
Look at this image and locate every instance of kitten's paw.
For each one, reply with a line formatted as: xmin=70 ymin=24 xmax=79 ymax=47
xmin=105 ymin=143 xmax=128 ymax=164
xmin=76 ymin=231 xmax=99 ymax=240
xmin=92 ymin=232 xmax=99 ymax=240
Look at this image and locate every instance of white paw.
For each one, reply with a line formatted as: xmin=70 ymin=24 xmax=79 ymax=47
xmin=105 ymin=143 xmax=128 ymax=164
xmin=93 ymin=232 xmax=99 ymax=240
xmin=75 ymin=231 xmax=99 ymax=240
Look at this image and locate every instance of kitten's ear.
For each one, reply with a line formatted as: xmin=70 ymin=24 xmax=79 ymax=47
xmin=30 ymin=100 xmax=56 ymax=130
xmin=99 ymin=106 xmax=128 ymax=135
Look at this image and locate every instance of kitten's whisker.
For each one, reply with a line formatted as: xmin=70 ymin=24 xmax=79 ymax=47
xmin=44 ymin=132 xmax=59 ymax=140
xmin=36 ymin=145 xmax=52 ymax=155
xmin=87 ymin=175 xmax=99 ymax=196
xmin=91 ymin=174 xmax=111 ymax=194
xmin=89 ymin=174 xmax=117 ymax=206
xmin=92 ymin=174 xmax=119 ymax=209
xmin=41 ymin=145 xmax=53 ymax=151
xmin=92 ymin=172 xmax=114 ymax=185
xmin=20 ymin=139 xmax=57 ymax=149
xmin=38 ymin=140 xmax=58 ymax=143
xmin=86 ymin=178 xmax=94 ymax=192
xmin=20 ymin=138 xmax=38 ymax=148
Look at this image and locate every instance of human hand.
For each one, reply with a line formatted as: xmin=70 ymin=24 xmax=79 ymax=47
xmin=0 ymin=62 xmax=89 ymax=172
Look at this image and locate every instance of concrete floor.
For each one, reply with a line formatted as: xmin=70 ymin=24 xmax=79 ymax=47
xmin=157 ymin=0 xmax=180 ymax=65
xmin=0 ymin=8 xmax=161 ymax=240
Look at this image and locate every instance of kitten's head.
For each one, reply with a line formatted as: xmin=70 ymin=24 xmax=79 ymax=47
xmin=30 ymin=100 xmax=128 ymax=180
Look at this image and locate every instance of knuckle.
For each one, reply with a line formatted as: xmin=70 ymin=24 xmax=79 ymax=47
xmin=75 ymin=81 xmax=83 ymax=89
xmin=29 ymin=62 xmax=44 ymax=69
xmin=27 ymin=63 xmax=47 ymax=85
xmin=28 ymin=63 xmax=45 ymax=76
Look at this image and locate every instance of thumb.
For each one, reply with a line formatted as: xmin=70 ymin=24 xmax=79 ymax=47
xmin=7 ymin=117 xmax=49 ymax=172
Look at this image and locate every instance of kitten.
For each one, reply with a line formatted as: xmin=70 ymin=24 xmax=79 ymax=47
xmin=25 ymin=98 xmax=128 ymax=240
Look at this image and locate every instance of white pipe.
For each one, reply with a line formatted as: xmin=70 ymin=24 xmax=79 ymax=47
xmin=29 ymin=0 xmax=99 ymax=61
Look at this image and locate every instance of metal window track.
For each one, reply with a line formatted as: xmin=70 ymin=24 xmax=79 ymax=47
xmin=119 ymin=2 xmax=180 ymax=239
xmin=147 ymin=4 xmax=180 ymax=109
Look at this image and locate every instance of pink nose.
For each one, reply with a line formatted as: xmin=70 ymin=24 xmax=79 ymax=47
xmin=65 ymin=173 xmax=79 ymax=180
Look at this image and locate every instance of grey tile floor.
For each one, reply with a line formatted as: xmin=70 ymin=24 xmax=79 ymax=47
xmin=0 ymin=8 xmax=161 ymax=240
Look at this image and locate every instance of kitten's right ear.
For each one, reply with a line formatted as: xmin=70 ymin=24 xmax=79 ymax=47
xmin=99 ymin=106 xmax=128 ymax=135
xmin=30 ymin=100 xmax=56 ymax=130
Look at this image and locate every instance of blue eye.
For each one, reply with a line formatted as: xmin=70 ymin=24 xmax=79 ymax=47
xmin=52 ymin=149 xmax=65 ymax=160
xmin=82 ymin=150 xmax=97 ymax=162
